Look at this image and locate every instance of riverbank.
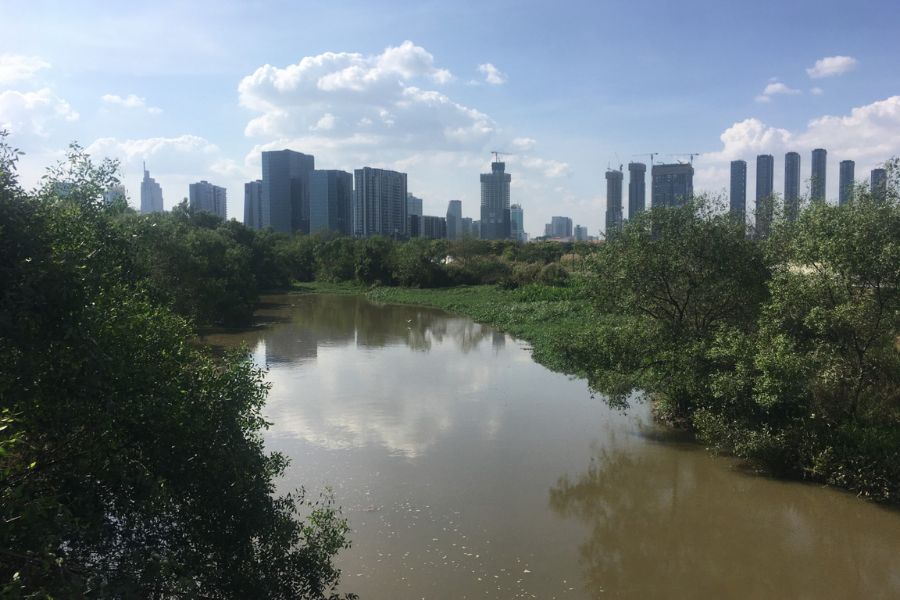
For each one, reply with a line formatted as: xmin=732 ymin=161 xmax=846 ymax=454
xmin=294 ymin=281 xmax=599 ymax=377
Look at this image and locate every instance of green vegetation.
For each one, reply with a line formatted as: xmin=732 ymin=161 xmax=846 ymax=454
xmin=0 ymin=138 xmax=353 ymax=598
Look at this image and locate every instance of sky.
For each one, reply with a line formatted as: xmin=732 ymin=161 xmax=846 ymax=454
xmin=2 ymin=0 xmax=900 ymax=237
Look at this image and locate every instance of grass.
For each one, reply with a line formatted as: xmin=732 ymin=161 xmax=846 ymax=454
xmin=364 ymin=283 xmax=598 ymax=376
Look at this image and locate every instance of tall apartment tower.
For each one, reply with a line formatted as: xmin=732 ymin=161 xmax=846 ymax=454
xmin=756 ymin=154 xmax=775 ymax=238
xmin=651 ymin=163 xmax=694 ymax=208
xmin=548 ymin=216 xmax=573 ymax=239
xmin=628 ymin=162 xmax=646 ymax=219
xmin=244 ymin=180 xmax=263 ymax=229
xmin=510 ymin=204 xmax=524 ymax=243
xmin=354 ymin=167 xmax=408 ymax=238
xmin=446 ymin=200 xmax=463 ymax=240
xmin=189 ymin=180 xmax=227 ymax=219
xmin=480 ymin=160 xmax=512 ymax=240
xmin=605 ymin=168 xmax=624 ymax=236
xmin=839 ymin=160 xmax=855 ymax=205
xmin=261 ymin=150 xmax=315 ymax=233
xmin=811 ymin=148 xmax=827 ymax=202
xmin=729 ymin=160 xmax=747 ymax=224
xmin=310 ymin=170 xmax=353 ymax=235
xmin=871 ymin=168 xmax=888 ymax=201
xmin=784 ymin=152 xmax=801 ymax=221
xmin=574 ymin=224 xmax=589 ymax=242
xmin=140 ymin=162 xmax=164 ymax=214
xmin=406 ymin=193 xmax=423 ymax=218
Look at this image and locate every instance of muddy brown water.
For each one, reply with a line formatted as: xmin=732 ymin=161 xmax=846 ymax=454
xmin=204 ymin=293 xmax=900 ymax=599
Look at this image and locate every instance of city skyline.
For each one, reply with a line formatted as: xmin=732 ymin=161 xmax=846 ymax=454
xmin=3 ymin=0 xmax=900 ymax=236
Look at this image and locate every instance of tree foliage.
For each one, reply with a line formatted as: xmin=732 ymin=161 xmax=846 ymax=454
xmin=0 ymin=137 xmax=353 ymax=597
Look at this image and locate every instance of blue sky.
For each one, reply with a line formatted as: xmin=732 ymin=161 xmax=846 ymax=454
xmin=3 ymin=0 xmax=899 ymax=236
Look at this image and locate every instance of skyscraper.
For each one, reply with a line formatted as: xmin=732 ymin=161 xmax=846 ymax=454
xmin=729 ymin=160 xmax=747 ymax=224
xmin=871 ymin=168 xmax=888 ymax=201
xmin=628 ymin=162 xmax=646 ymax=220
xmin=140 ymin=163 xmax=164 ymax=214
xmin=839 ymin=160 xmax=855 ymax=205
xmin=651 ymin=163 xmax=693 ymax=208
xmin=406 ymin=193 xmax=423 ymax=218
xmin=756 ymin=154 xmax=774 ymax=238
xmin=605 ymin=168 xmax=624 ymax=236
xmin=261 ymin=149 xmax=315 ymax=233
xmin=784 ymin=152 xmax=801 ymax=221
xmin=244 ymin=180 xmax=263 ymax=229
xmin=547 ymin=216 xmax=573 ymax=239
xmin=189 ymin=180 xmax=227 ymax=219
xmin=446 ymin=199 xmax=463 ymax=240
xmin=510 ymin=204 xmax=524 ymax=243
xmin=354 ymin=167 xmax=408 ymax=238
xmin=574 ymin=224 xmax=589 ymax=242
xmin=480 ymin=160 xmax=511 ymax=240
xmin=811 ymin=148 xmax=827 ymax=202
xmin=310 ymin=170 xmax=353 ymax=235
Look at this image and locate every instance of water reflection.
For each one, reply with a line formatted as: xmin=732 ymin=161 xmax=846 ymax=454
xmin=549 ymin=438 xmax=900 ymax=598
xmin=241 ymin=294 xmax=495 ymax=362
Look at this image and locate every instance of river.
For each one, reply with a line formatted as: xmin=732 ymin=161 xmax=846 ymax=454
xmin=204 ymin=293 xmax=900 ymax=599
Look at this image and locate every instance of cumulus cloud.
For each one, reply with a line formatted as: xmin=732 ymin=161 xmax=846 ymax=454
xmin=0 ymin=54 xmax=50 ymax=84
xmin=697 ymin=95 xmax=900 ymax=201
xmin=101 ymin=93 xmax=162 ymax=114
xmin=755 ymin=80 xmax=801 ymax=103
xmin=806 ymin=56 xmax=858 ymax=79
xmin=237 ymin=41 xmax=489 ymax=153
xmin=0 ymin=88 xmax=79 ymax=137
xmin=511 ymin=137 xmax=537 ymax=151
xmin=477 ymin=63 xmax=507 ymax=85
xmin=810 ymin=86 xmax=824 ymax=96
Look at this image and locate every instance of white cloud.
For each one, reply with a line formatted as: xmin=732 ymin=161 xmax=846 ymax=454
xmin=237 ymin=41 xmax=488 ymax=153
xmin=519 ymin=156 xmax=571 ymax=178
xmin=0 ymin=54 xmax=50 ymax=84
xmin=697 ymin=95 xmax=900 ymax=202
xmin=811 ymin=87 xmax=824 ymax=96
xmin=0 ymin=88 xmax=79 ymax=137
xmin=806 ymin=55 xmax=858 ymax=79
xmin=755 ymin=80 xmax=801 ymax=102
xmin=511 ymin=137 xmax=537 ymax=151
xmin=477 ymin=63 xmax=507 ymax=85
xmin=101 ymin=93 xmax=162 ymax=114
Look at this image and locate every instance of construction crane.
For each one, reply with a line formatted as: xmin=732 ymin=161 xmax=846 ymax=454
xmin=491 ymin=150 xmax=512 ymax=163
xmin=671 ymin=153 xmax=703 ymax=165
xmin=632 ymin=152 xmax=658 ymax=167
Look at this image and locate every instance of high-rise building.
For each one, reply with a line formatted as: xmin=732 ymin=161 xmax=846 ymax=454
xmin=651 ymin=163 xmax=693 ymax=208
xmin=605 ymin=168 xmax=624 ymax=236
xmin=446 ymin=199 xmax=463 ymax=240
xmin=839 ymin=160 xmax=855 ymax=205
xmin=406 ymin=193 xmax=423 ymax=218
xmin=310 ymin=170 xmax=353 ymax=235
xmin=261 ymin=149 xmax=315 ymax=233
xmin=871 ymin=168 xmax=888 ymax=201
xmin=811 ymin=148 xmax=827 ymax=202
xmin=422 ymin=215 xmax=447 ymax=239
xmin=546 ymin=216 xmax=573 ymax=239
xmin=244 ymin=180 xmax=263 ymax=229
xmin=574 ymin=224 xmax=589 ymax=242
xmin=140 ymin=162 xmax=164 ymax=214
xmin=354 ymin=167 xmax=408 ymax=238
xmin=103 ymin=184 xmax=127 ymax=206
xmin=509 ymin=204 xmax=524 ymax=243
xmin=784 ymin=152 xmax=801 ymax=221
xmin=480 ymin=160 xmax=511 ymax=240
xmin=189 ymin=180 xmax=227 ymax=220
xmin=628 ymin=162 xmax=646 ymax=219
xmin=729 ymin=160 xmax=747 ymax=224
xmin=461 ymin=217 xmax=474 ymax=238
xmin=756 ymin=154 xmax=774 ymax=238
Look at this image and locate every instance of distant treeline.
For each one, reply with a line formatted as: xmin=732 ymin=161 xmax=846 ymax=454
xmin=1 ymin=139 xmax=356 ymax=597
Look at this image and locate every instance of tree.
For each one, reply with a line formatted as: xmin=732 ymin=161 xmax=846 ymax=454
xmin=0 ymin=137 xmax=353 ymax=597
